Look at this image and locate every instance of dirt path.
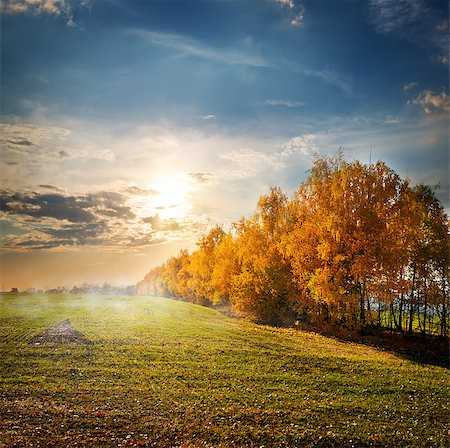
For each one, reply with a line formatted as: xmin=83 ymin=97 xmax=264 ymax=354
xmin=29 ymin=319 xmax=91 ymax=344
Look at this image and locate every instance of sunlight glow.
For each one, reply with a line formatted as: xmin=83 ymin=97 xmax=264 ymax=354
xmin=151 ymin=176 xmax=192 ymax=219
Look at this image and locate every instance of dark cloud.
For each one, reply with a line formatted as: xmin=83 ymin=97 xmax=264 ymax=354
xmin=14 ymin=239 xmax=75 ymax=250
xmin=188 ymin=172 xmax=212 ymax=183
xmin=96 ymin=206 xmax=135 ymax=219
xmin=41 ymin=221 xmax=108 ymax=245
xmin=0 ymin=192 xmax=96 ymax=222
xmin=0 ymin=190 xmax=136 ymax=223
xmin=126 ymin=234 xmax=168 ymax=247
xmin=38 ymin=184 xmax=63 ymax=191
xmin=0 ymin=188 xmax=149 ymax=250
xmin=142 ymin=214 xmax=163 ymax=229
xmin=7 ymin=139 xmax=33 ymax=146
xmin=142 ymin=215 xmax=183 ymax=232
xmin=0 ymin=187 xmax=204 ymax=251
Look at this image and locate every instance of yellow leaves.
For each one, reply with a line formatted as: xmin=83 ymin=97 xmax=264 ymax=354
xmin=137 ymin=154 xmax=449 ymax=333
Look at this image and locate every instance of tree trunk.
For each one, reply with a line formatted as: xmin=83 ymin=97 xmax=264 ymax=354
xmin=408 ymin=264 xmax=416 ymax=333
xmin=440 ymin=267 xmax=448 ymax=337
xmin=422 ymin=278 xmax=428 ymax=337
xmin=390 ymin=303 xmax=398 ymax=333
xmin=398 ymin=293 xmax=404 ymax=333
xmin=377 ymin=301 xmax=382 ymax=328
xmin=359 ymin=283 xmax=365 ymax=325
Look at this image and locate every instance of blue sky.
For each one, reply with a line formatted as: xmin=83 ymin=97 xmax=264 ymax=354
xmin=1 ymin=0 xmax=449 ymax=289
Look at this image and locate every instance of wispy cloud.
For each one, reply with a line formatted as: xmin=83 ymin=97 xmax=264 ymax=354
xmin=127 ymin=29 xmax=271 ymax=68
xmin=0 ymin=122 xmax=114 ymax=161
xmin=264 ymin=99 xmax=306 ymax=108
xmin=384 ymin=116 xmax=402 ymax=124
xmin=220 ymin=147 xmax=276 ymax=175
xmin=294 ymin=66 xmax=353 ymax=94
xmin=219 ymin=134 xmax=316 ymax=178
xmin=1 ymin=122 xmax=71 ymax=144
xmin=369 ymin=0 xmax=425 ymax=34
xmin=201 ymin=114 xmax=217 ymax=121
xmin=368 ymin=0 xmax=449 ymax=64
xmin=403 ymin=81 xmax=418 ymax=91
xmin=128 ymin=28 xmax=352 ymax=93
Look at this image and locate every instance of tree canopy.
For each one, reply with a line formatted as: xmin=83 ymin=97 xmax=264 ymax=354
xmin=137 ymin=156 xmax=449 ymax=336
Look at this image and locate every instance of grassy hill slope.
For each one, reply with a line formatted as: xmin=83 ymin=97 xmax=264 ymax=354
xmin=1 ymin=293 xmax=448 ymax=447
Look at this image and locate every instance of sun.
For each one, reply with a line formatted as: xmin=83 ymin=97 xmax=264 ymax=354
xmin=151 ymin=176 xmax=192 ymax=219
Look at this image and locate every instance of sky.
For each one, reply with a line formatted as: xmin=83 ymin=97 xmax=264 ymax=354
xmin=0 ymin=0 xmax=449 ymax=291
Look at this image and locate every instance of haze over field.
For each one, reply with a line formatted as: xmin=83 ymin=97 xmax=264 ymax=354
xmin=1 ymin=0 xmax=449 ymax=290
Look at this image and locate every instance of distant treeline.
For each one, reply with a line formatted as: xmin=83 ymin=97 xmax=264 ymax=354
xmin=137 ymin=156 xmax=449 ymax=336
xmin=18 ymin=283 xmax=135 ymax=296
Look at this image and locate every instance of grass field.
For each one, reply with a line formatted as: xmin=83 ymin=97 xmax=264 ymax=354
xmin=1 ymin=293 xmax=449 ymax=447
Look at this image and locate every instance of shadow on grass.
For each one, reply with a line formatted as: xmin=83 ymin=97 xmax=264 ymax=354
xmin=188 ymin=302 xmax=449 ymax=369
xmin=297 ymin=324 xmax=449 ymax=368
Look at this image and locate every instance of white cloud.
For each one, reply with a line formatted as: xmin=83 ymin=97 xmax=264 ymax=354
xmin=291 ymin=8 xmax=305 ymax=27
xmin=219 ymin=134 xmax=316 ymax=178
xmin=384 ymin=116 xmax=402 ymax=124
xmin=2 ymin=0 xmax=91 ymax=26
xmin=264 ymin=99 xmax=306 ymax=108
xmin=280 ymin=134 xmax=316 ymax=158
xmin=403 ymin=82 xmax=418 ymax=91
xmin=411 ymin=90 xmax=449 ymax=117
xmin=275 ymin=0 xmax=295 ymax=9
xmin=0 ymin=122 xmax=115 ymax=163
xmin=220 ymin=147 xmax=275 ymax=168
xmin=201 ymin=114 xmax=216 ymax=120
xmin=127 ymin=29 xmax=271 ymax=68
xmin=218 ymin=147 xmax=283 ymax=179
xmin=274 ymin=0 xmax=305 ymax=28
xmin=2 ymin=112 xmax=448 ymax=255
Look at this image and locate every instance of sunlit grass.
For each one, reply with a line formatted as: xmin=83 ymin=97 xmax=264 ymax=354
xmin=1 ymin=293 xmax=448 ymax=447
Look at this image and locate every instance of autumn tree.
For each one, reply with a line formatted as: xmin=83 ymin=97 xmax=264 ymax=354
xmin=286 ymin=156 xmax=414 ymax=330
xmin=210 ymin=232 xmax=240 ymax=305
xmin=187 ymin=225 xmax=226 ymax=305
xmin=410 ymin=185 xmax=450 ymax=336
xmin=137 ymin=156 xmax=449 ymax=337
xmin=230 ymin=187 xmax=297 ymax=324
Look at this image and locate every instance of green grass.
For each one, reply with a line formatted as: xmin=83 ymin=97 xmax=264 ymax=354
xmin=1 ymin=293 xmax=448 ymax=447
xmin=377 ymin=310 xmax=443 ymax=335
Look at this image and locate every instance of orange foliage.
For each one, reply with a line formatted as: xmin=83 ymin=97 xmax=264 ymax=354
xmin=137 ymin=156 xmax=449 ymax=335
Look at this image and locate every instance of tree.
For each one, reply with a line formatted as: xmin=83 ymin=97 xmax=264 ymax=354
xmin=230 ymin=188 xmax=296 ymax=324
xmin=137 ymin=156 xmax=449 ymax=337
